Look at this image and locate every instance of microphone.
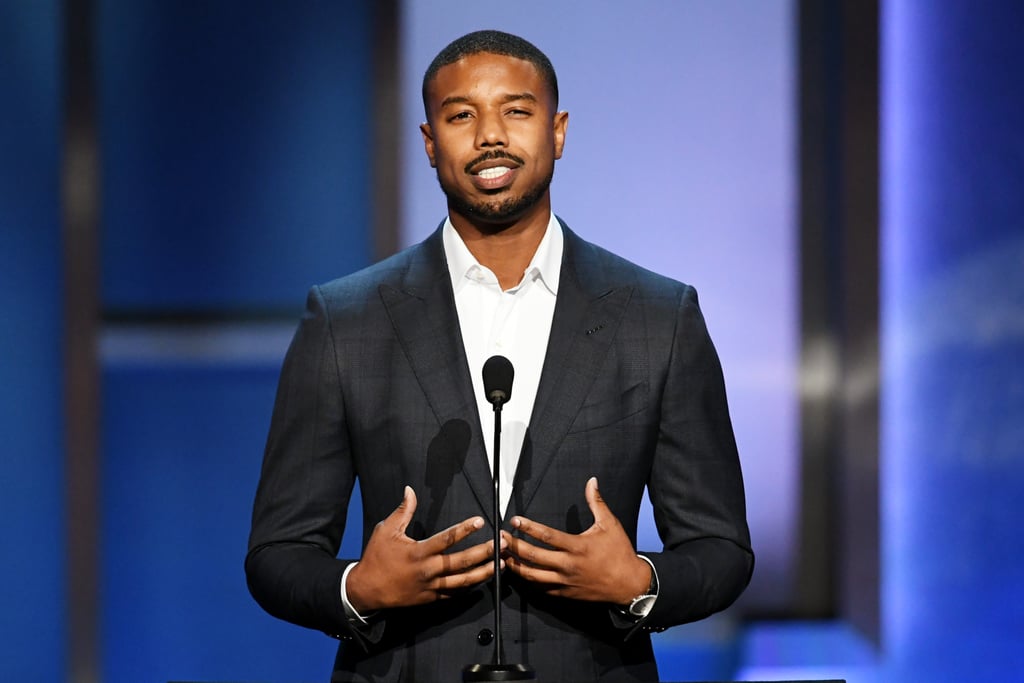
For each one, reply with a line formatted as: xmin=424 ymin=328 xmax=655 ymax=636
xmin=464 ymin=356 xmax=535 ymax=682
xmin=483 ymin=355 xmax=514 ymax=406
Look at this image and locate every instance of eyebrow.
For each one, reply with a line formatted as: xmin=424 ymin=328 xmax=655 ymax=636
xmin=439 ymin=92 xmax=539 ymax=109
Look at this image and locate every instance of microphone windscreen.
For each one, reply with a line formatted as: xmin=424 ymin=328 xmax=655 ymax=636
xmin=482 ymin=355 xmax=514 ymax=405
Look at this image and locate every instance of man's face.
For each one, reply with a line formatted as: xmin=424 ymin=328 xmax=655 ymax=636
xmin=421 ymin=52 xmax=568 ymax=229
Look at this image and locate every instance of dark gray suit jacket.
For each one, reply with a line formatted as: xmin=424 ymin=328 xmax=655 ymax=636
xmin=246 ymin=221 xmax=753 ymax=682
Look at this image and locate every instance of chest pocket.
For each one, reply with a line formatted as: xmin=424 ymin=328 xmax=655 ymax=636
xmin=567 ymin=380 xmax=649 ymax=434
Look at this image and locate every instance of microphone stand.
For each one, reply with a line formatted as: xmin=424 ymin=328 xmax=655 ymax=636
xmin=463 ymin=385 xmax=535 ymax=681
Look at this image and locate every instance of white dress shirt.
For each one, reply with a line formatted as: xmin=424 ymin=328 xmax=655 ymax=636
xmin=442 ymin=213 xmax=562 ymax=516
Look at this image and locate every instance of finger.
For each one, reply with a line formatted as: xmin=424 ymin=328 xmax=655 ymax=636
xmin=388 ymin=485 xmax=417 ymax=536
xmin=504 ymin=534 xmax=572 ymax=571
xmin=429 ymin=541 xmax=501 ymax=596
xmin=504 ymin=555 xmax=570 ymax=588
xmin=421 ymin=515 xmax=486 ymax=554
xmin=437 ymin=538 xmax=498 ymax=575
xmin=510 ymin=515 xmax=575 ymax=550
xmin=432 ymin=559 xmax=497 ymax=594
xmin=584 ymin=476 xmax=609 ymax=525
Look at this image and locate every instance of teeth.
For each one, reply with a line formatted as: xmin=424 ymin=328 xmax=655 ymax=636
xmin=477 ymin=166 xmax=511 ymax=179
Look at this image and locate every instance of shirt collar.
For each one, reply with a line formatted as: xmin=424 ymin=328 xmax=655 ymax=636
xmin=442 ymin=213 xmax=563 ymax=296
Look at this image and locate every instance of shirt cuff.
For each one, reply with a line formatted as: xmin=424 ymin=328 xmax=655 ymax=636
xmin=340 ymin=562 xmax=372 ymax=625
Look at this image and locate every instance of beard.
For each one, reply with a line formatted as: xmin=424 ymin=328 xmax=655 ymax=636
xmin=438 ymin=165 xmax=554 ymax=231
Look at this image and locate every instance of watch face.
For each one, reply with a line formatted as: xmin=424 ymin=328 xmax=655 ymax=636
xmin=629 ymin=594 xmax=656 ymax=618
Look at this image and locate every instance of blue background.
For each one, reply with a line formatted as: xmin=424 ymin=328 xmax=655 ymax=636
xmin=2 ymin=1 xmax=1023 ymax=681
xmin=1 ymin=2 xmax=64 ymax=681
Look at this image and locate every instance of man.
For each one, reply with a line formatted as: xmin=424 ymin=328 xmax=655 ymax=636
xmin=247 ymin=30 xmax=753 ymax=682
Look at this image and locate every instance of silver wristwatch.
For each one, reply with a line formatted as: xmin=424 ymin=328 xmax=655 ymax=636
xmin=626 ymin=559 xmax=659 ymax=618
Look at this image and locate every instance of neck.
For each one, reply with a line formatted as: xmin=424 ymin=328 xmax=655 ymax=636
xmin=450 ymin=202 xmax=551 ymax=291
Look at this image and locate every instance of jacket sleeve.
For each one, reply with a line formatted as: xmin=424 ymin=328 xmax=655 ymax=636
xmin=245 ymin=285 xmax=369 ymax=641
xmin=640 ymin=284 xmax=754 ymax=629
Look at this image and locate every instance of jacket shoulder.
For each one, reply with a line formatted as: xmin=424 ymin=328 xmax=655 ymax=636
xmin=562 ymin=225 xmax=693 ymax=301
xmin=312 ymin=234 xmax=440 ymax=312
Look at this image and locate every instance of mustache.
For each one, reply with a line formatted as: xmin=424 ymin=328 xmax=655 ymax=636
xmin=464 ymin=150 xmax=525 ymax=174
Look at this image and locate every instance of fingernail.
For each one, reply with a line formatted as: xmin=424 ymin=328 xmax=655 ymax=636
xmin=473 ymin=517 xmax=484 ymax=529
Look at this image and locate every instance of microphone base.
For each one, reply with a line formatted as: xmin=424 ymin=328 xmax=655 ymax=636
xmin=462 ymin=663 xmax=537 ymax=681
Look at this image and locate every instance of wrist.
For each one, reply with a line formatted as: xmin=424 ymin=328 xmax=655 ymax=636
xmin=619 ymin=555 xmax=658 ymax=618
xmin=345 ymin=562 xmax=377 ymax=613
xmin=619 ymin=556 xmax=654 ymax=606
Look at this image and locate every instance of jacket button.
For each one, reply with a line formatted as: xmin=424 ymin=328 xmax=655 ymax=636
xmin=476 ymin=628 xmax=494 ymax=646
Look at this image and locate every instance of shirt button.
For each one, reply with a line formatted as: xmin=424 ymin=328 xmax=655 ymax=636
xmin=476 ymin=628 xmax=494 ymax=646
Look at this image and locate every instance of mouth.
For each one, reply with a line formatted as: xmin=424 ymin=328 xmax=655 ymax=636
xmin=466 ymin=151 xmax=524 ymax=174
xmin=476 ymin=166 xmax=514 ymax=180
xmin=467 ymin=152 xmax=524 ymax=191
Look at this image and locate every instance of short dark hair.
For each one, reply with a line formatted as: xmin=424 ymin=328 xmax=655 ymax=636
xmin=422 ymin=30 xmax=559 ymax=114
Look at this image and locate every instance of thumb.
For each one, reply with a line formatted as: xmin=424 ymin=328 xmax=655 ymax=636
xmin=585 ymin=476 xmax=608 ymax=521
xmin=391 ymin=485 xmax=417 ymax=535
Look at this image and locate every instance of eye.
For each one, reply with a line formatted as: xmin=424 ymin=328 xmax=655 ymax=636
xmin=506 ymin=108 xmax=532 ymax=118
xmin=448 ymin=111 xmax=473 ymax=122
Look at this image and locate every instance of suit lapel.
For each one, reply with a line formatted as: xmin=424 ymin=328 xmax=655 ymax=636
xmin=378 ymin=230 xmax=495 ymax=523
xmin=510 ymin=225 xmax=634 ymax=517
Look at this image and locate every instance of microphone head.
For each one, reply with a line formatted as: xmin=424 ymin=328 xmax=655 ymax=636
xmin=482 ymin=355 xmax=514 ymax=406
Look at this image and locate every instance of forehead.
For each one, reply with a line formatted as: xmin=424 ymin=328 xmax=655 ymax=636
xmin=425 ymin=52 xmax=551 ymax=111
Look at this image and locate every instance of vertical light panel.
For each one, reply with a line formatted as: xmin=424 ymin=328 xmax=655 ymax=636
xmin=0 ymin=1 xmax=65 ymax=681
xmin=882 ymin=1 xmax=1024 ymax=681
xmin=0 ymin=2 xmax=65 ymax=679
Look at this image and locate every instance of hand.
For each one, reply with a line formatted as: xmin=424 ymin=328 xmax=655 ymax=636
xmin=346 ymin=486 xmax=498 ymax=612
xmin=502 ymin=477 xmax=651 ymax=605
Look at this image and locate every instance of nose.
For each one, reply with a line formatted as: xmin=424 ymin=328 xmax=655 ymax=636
xmin=475 ymin=109 xmax=507 ymax=148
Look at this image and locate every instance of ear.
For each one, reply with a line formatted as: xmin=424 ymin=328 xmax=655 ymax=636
xmin=552 ymin=110 xmax=569 ymax=160
xmin=420 ymin=122 xmax=437 ymax=168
